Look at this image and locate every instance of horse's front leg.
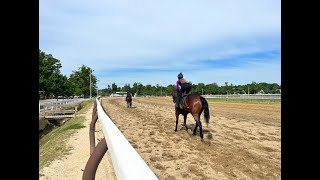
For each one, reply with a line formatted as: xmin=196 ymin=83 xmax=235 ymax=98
xmin=175 ymin=109 xmax=179 ymax=131
xmin=183 ymin=114 xmax=188 ymax=131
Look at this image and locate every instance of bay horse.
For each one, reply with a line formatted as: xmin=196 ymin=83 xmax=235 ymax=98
xmin=172 ymin=88 xmax=210 ymax=139
xmin=125 ymin=94 xmax=132 ymax=108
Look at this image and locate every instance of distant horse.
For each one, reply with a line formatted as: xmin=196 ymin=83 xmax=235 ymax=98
xmin=125 ymin=94 xmax=132 ymax=108
xmin=172 ymin=88 xmax=210 ymax=139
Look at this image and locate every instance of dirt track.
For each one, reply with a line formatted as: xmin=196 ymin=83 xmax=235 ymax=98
xmin=101 ymin=97 xmax=281 ymax=180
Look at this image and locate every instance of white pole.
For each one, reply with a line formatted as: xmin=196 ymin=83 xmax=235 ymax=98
xmin=90 ymin=69 xmax=92 ymax=99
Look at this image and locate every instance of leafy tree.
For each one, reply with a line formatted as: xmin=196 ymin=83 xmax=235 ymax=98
xmin=69 ymin=65 xmax=97 ymax=97
xmin=143 ymin=85 xmax=153 ymax=95
xmin=39 ymin=49 xmax=62 ymax=96
xmin=111 ymin=83 xmax=118 ymax=93
xmin=165 ymin=84 xmax=175 ymax=95
xmin=122 ymin=83 xmax=131 ymax=93
xmin=103 ymin=85 xmax=111 ymax=96
xmin=46 ymin=72 xmax=64 ymax=96
xmin=132 ymin=82 xmax=143 ymax=96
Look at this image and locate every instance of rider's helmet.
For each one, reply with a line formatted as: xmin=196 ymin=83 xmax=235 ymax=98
xmin=177 ymin=72 xmax=183 ymax=79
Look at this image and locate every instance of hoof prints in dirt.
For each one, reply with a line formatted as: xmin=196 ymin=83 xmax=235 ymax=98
xmin=101 ymin=97 xmax=280 ymax=180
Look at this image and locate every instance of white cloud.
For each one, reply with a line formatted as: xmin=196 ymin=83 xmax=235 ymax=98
xmin=40 ymin=0 xmax=280 ymax=88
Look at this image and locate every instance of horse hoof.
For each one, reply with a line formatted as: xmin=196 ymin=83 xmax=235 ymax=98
xmin=175 ymin=129 xmax=177 ymax=132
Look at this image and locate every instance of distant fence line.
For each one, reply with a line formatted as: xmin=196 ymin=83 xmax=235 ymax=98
xmin=202 ymin=94 xmax=281 ymax=100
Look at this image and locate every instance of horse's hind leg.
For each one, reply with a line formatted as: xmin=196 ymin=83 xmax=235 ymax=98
xmin=192 ymin=114 xmax=199 ymax=135
xmin=198 ymin=120 xmax=203 ymax=139
xmin=183 ymin=114 xmax=188 ymax=130
xmin=192 ymin=122 xmax=198 ymax=136
xmin=198 ymin=114 xmax=203 ymax=139
xmin=192 ymin=114 xmax=203 ymax=139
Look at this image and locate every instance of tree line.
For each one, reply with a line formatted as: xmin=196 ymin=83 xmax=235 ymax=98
xmin=100 ymin=81 xmax=281 ymax=97
xmin=39 ymin=49 xmax=97 ymax=98
xmin=39 ymin=49 xmax=280 ymax=98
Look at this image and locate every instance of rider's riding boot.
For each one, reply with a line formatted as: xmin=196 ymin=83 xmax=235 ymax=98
xmin=175 ymin=97 xmax=179 ymax=108
xmin=179 ymin=99 xmax=183 ymax=109
xmin=176 ymin=96 xmax=182 ymax=109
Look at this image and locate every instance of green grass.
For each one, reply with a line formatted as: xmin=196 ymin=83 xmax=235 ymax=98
xmin=77 ymin=99 xmax=96 ymax=114
xmin=39 ymin=99 xmax=94 ymax=170
xmin=205 ymin=98 xmax=281 ymax=104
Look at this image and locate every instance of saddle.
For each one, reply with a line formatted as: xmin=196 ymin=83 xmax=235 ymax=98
xmin=179 ymin=93 xmax=190 ymax=109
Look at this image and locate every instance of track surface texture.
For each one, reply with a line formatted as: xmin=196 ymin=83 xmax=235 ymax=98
xmin=101 ymin=97 xmax=280 ymax=180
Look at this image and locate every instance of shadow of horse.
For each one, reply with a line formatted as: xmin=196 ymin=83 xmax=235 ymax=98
xmin=172 ymin=88 xmax=211 ymax=140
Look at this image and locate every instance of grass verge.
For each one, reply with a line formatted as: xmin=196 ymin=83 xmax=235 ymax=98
xmin=39 ymin=99 xmax=94 ymax=170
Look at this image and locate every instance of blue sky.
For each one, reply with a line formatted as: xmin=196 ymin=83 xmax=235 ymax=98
xmin=40 ymin=0 xmax=281 ymax=89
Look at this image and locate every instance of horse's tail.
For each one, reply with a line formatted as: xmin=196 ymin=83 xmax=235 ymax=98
xmin=200 ymin=96 xmax=210 ymax=127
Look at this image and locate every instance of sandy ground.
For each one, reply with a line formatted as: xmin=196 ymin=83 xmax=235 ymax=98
xmin=39 ymin=105 xmax=117 ymax=180
xmin=40 ymin=96 xmax=280 ymax=180
xmin=100 ymin=97 xmax=281 ymax=180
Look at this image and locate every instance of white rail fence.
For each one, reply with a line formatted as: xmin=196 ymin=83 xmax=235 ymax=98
xmin=95 ymin=98 xmax=158 ymax=179
xmin=203 ymin=94 xmax=281 ymax=100
xmin=39 ymin=98 xmax=85 ymax=113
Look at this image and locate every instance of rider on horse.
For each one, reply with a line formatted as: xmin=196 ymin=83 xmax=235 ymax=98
xmin=126 ymin=91 xmax=132 ymax=99
xmin=125 ymin=91 xmax=132 ymax=108
xmin=176 ymin=72 xmax=192 ymax=109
